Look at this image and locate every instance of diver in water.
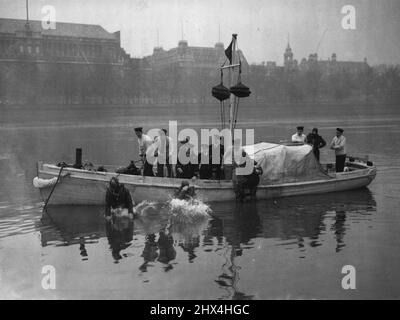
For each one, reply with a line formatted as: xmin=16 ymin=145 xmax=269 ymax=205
xmin=174 ymin=181 xmax=196 ymax=200
xmin=246 ymin=162 xmax=263 ymax=200
xmin=105 ymin=177 xmax=135 ymax=220
xmin=234 ymin=150 xmax=263 ymax=201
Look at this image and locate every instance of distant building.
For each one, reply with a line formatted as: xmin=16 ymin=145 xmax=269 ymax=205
xmin=283 ymin=41 xmax=298 ymax=71
xmin=265 ymin=61 xmax=277 ymax=76
xmin=144 ymin=40 xmax=249 ymax=73
xmin=298 ymin=52 xmax=368 ymax=75
xmin=0 ymin=17 xmax=129 ymax=64
xmin=139 ymin=40 xmax=250 ymax=104
xmin=0 ymin=17 xmax=132 ymax=104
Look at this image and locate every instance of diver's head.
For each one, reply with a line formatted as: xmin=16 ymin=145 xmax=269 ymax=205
xmin=134 ymin=127 xmax=143 ymax=138
xmin=180 ymin=180 xmax=189 ymax=188
xmin=109 ymin=177 xmax=120 ymax=192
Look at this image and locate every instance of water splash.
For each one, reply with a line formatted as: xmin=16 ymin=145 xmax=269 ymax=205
xmin=168 ymin=198 xmax=211 ymax=223
xmin=133 ymin=198 xmax=211 ymax=240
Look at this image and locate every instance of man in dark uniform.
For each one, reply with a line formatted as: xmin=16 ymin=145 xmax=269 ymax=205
xmin=211 ymin=135 xmax=224 ymax=179
xmin=306 ymin=127 xmax=326 ymax=161
xmin=197 ymin=143 xmax=213 ymax=179
xmin=105 ymin=177 xmax=134 ymax=219
xmin=176 ymin=137 xmax=197 ymax=179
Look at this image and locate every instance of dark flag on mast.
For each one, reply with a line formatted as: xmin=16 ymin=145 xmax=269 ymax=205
xmin=224 ymin=34 xmax=237 ymax=64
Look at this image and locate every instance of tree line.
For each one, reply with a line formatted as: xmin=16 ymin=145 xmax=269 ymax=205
xmin=0 ymin=59 xmax=399 ymax=105
xmin=247 ymin=64 xmax=400 ymax=104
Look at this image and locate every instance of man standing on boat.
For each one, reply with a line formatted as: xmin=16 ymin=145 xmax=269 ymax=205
xmin=211 ymin=134 xmax=224 ymax=180
xmin=134 ymin=127 xmax=154 ymax=176
xmin=330 ymin=128 xmax=347 ymax=172
xmin=291 ymin=126 xmax=307 ymax=143
xmin=306 ymin=128 xmax=326 ymax=161
xmin=154 ymin=128 xmax=174 ymax=178
xmin=197 ymin=143 xmax=213 ymax=179
xmin=176 ymin=137 xmax=197 ymax=179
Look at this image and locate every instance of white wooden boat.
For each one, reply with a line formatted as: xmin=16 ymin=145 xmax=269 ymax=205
xmin=36 ymin=158 xmax=376 ymax=206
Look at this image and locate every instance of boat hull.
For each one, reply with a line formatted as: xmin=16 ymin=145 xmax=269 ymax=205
xmin=36 ymin=162 xmax=377 ymax=206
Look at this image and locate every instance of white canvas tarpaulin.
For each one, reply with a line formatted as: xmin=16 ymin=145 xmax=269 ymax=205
xmin=243 ymin=142 xmax=331 ymax=184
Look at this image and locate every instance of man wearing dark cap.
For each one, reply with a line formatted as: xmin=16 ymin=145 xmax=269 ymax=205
xmin=306 ymin=128 xmax=326 ymax=161
xmin=291 ymin=126 xmax=306 ymax=143
xmin=330 ymin=128 xmax=347 ymax=172
xmin=134 ymin=127 xmax=154 ymax=176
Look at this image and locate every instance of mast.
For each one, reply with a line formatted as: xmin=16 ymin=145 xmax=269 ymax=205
xmin=26 ymin=0 xmax=29 ymax=22
xmin=25 ymin=0 xmax=30 ymax=29
xmin=181 ymin=20 xmax=184 ymax=40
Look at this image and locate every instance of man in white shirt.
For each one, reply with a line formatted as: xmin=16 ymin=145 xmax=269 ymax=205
xmin=330 ymin=128 xmax=347 ymax=172
xmin=291 ymin=126 xmax=306 ymax=143
xmin=134 ymin=127 xmax=154 ymax=176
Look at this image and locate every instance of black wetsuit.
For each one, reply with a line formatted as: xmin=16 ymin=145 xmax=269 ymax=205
xmin=197 ymin=152 xmax=212 ymax=179
xmin=174 ymin=186 xmax=196 ymax=200
xmin=211 ymin=143 xmax=224 ymax=179
xmin=105 ymin=184 xmax=134 ymax=216
xmin=306 ymin=133 xmax=326 ymax=161
xmin=176 ymin=145 xmax=197 ymax=179
xmin=235 ymin=160 xmax=262 ymax=200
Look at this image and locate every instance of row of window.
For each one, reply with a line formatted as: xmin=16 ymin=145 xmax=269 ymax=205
xmin=19 ymin=45 xmax=40 ymax=54
xmin=42 ymin=42 xmax=104 ymax=58
xmin=0 ymin=40 xmax=118 ymax=60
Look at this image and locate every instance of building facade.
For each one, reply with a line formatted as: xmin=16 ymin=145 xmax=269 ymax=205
xmin=144 ymin=40 xmax=248 ymax=73
xmin=298 ymin=52 xmax=369 ymax=75
xmin=0 ymin=18 xmax=128 ymax=64
xmin=140 ymin=40 xmax=249 ymax=104
xmin=0 ymin=18 xmax=131 ymax=104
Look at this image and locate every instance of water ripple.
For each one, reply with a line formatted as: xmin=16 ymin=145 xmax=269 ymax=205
xmin=0 ymin=202 xmax=42 ymax=239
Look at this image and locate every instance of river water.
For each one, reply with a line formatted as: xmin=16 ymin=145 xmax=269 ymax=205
xmin=0 ymin=103 xmax=399 ymax=299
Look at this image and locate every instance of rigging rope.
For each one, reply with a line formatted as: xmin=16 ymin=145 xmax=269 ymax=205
xmin=233 ymin=98 xmax=240 ymax=130
xmin=217 ymin=68 xmax=228 ymax=129
xmin=43 ymin=165 xmax=65 ymax=211
xmin=232 ymin=61 xmax=242 ymax=130
xmin=220 ymin=100 xmax=224 ymax=129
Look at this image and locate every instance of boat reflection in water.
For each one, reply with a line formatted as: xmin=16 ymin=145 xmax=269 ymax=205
xmin=39 ymin=205 xmax=105 ymax=248
xmin=39 ymin=189 xmax=376 ymax=299
xmin=207 ymin=189 xmax=376 ymax=299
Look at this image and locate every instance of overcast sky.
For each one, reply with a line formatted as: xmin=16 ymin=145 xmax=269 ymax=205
xmin=1 ymin=0 xmax=399 ymax=65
